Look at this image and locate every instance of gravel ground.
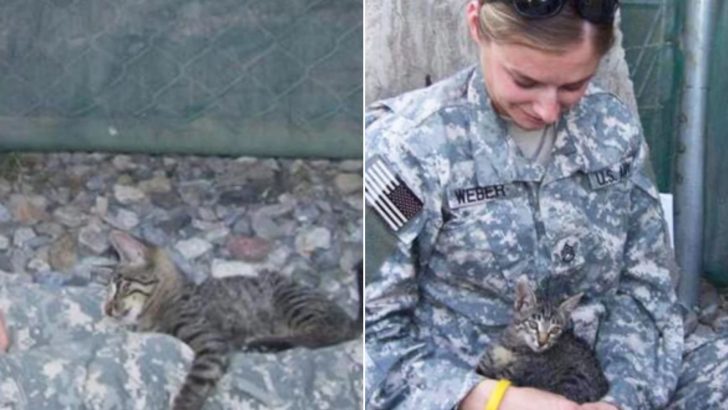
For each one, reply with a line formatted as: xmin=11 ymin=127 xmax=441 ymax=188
xmin=0 ymin=152 xmax=363 ymax=317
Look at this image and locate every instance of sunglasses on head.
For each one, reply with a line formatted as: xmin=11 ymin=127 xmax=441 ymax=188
xmin=484 ymin=0 xmax=619 ymax=24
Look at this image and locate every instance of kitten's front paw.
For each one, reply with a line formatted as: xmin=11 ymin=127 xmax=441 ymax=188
xmin=476 ymin=345 xmax=514 ymax=377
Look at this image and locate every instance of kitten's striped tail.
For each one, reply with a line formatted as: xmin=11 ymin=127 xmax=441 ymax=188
xmin=171 ymin=322 xmax=230 ymax=410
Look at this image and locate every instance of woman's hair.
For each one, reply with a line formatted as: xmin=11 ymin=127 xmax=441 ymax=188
xmin=477 ymin=1 xmax=615 ymax=55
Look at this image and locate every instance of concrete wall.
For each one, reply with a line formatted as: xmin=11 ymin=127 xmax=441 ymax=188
xmin=365 ymin=1 xmax=637 ymax=115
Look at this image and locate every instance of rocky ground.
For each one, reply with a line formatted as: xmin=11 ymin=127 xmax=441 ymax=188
xmin=0 ymin=152 xmax=363 ymax=317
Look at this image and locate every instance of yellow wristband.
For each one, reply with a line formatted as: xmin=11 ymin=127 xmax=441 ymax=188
xmin=485 ymin=379 xmax=512 ymax=410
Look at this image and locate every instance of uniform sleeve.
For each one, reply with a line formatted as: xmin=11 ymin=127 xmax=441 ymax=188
xmin=365 ymin=107 xmax=483 ymax=410
xmin=596 ymin=137 xmax=684 ymax=410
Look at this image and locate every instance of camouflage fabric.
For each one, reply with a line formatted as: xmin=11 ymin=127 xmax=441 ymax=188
xmin=666 ymin=325 xmax=728 ymax=410
xmin=0 ymin=271 xmax=362 ymax=410
xmin=364 ymin=66 xmax=685 ymax=410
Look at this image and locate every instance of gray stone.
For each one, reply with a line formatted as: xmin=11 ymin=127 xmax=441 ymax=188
xmin=49 ymin=234 xmax=77 ymax=271
xmin=232 ymin=218 xmax=253 ymax=236
xmin=295 ymin=227 xmax=331 ymax=255
xmin=139 ymin=175 xmax=172 ymax=193
xmin=35 ymin=222 xmax=64 ymax=238
xmin=157 ymin=211 xmax=192 ymax=234
xmin=211 ymin=259 xmax=259 ymax=278
xmin=85 ymin=175 xmax=105 ymax=191
xmin=294 ymin=204 xmax=321 ymax=223
xmin=334 ymin=173 xmax=362 ymax=194
xmin=215 ymin=205 xmax=235 ymax=221
xmin=198 ymin=207 xmax=217 ymax=221
xmin=338 ymin=160 xmax=363 ymax=172
xmin=316 ymin=200 xmax=333 ymax=214
xmin=112 ymin=155 xmax=137 ymax=171
xmin=175 ymin=238 xmax=213 ymax=260
xmin=150 ymin=191 xmax=182 ymax=209
xmin=0 ymin=254 xmax=12 ymax=272
xmin=226 ymin=236 xmax=271 ymax=262
xmin=191 ymin=219 xmax=225 ymax=232
xmin=13 ymin=227 xmax=36 ymax=247
xmin=312 ymin=248 xmax=342 ymax=271
xmin=255 ymin=203 xmax=295 ymax=218
xmin=248 ymin=160 xmax=278 ymax=181
xmin=9 ymin=194 xmax=48 ymax=225
xmin=0 ymin=204 xmax=11 ymax=223
xmin=50 ymin=187 xmax=72 ymax=205
xmin=25 ymin=235 xmax=52 ymax=249
xmin=218 ymin=187 xmax=260 ymax=206
xmin=346 ymin=195 xmax=364 ymax=211
xmin=105 ymin=208 xmax=140 ymax=230
xmin=266 ymin=247 xmax=291 ymax=270
xmin=28 ymin=258 xmax=51 ymax=272
xmin=252 ymin=216 xmax=284 ymax=240
xmin=94 ymin=196 xmax=109 ymax=216
xmin=178 ymin=185 xmax=204 ymax=206
xmin=0 ymin=236 xmax=8 ymax=250
xmin=114 ymin=184 xmax=146 ymax=204
xmin=0 ymin=178 xmax=11 ymax=197
xmin=140 ymin=225 xmax=170 ymax=246
xmin=10 ymin=250 xmax=28 ymax=273
xmin=204 ymin=227 xmax=230 ymax=243
xmin=53 ymin=206 xmax=87 ymax=228
xmin=78 ymin=223 xmax=109 ymax=255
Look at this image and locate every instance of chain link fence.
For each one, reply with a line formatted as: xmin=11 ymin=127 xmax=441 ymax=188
xmin=0 ymin=0 xmax=362 ymax=158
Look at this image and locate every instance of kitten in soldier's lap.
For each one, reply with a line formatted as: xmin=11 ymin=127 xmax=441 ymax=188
xmin=476 ymin=278 xmax=609 ymax=404
xmin=103 ymin=231 xmax=362 ymax=410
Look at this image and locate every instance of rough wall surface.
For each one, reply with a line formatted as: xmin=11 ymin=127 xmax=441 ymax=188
xmin=366 ymin=1 xmax=637 ymax=115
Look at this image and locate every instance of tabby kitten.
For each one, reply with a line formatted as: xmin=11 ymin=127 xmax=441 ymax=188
xmin=103 ymin=231 xmax=362 ymax=410
xmin=476 ymin=278 xmax=609 ymax=404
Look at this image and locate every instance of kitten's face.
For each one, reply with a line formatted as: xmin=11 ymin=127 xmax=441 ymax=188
xmin=514 ymin=304 xmax=568 ymax=352
xmin=103 ymin=231 xmax=159 ymax=325
xmin=511 ymin=279 xmax=582 ymax=353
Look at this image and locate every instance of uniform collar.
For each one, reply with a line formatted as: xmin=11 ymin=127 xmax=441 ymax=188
xmin=466 ymin=67 xmax=615 ymax=187
xmin=466 ymin=67 xmax=549 ymax=186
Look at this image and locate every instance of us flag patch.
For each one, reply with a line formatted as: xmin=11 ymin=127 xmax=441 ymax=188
xmin=365 ymin=156 xmax=424 ymax=231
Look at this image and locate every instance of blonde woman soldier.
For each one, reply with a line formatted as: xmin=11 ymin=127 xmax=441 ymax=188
xmin=366 ymin=0 xmax=728 ymax=409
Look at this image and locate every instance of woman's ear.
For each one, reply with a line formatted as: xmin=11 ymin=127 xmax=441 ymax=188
xmin=466 ymin=1 xmax=484 ymax=44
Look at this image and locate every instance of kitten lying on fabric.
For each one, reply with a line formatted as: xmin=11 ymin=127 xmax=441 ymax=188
xmin=476 ymin=278 xmax=609 ymax=404
xmin=104 ymin=231 xmax=361 ymax=410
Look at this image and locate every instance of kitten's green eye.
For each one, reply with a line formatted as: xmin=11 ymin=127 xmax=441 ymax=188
xmin=550 ymin=326 xmax=561 ymax=335
xmin=528 ymin=321 xmax=538 ymax=329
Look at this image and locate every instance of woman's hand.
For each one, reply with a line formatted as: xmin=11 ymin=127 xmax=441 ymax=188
xmin=580 ymin=403 xmax=619 ymax=410
xmin=459 ymin=380 xmax=580 ymax=410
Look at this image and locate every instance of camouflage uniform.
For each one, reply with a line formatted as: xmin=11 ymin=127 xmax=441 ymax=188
xmin=0 ymin=272 xmax=362 ymax=410
xmin=365 ymin=66 xmax=690 ymax=410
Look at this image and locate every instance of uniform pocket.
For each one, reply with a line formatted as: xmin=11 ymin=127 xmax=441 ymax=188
xmin=549 ymin=231 xmax=620 ymax=298
xmin=433 ymin=197 xmax=536 ymax=291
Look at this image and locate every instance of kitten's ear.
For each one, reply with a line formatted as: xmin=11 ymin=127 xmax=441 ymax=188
xmin=514 ymin=277 xmax=537 ymax=312
xmin=109 ymin=231 xmax=149 ymax=268
xmin=559 ymin=292 xmax=584 ymax=315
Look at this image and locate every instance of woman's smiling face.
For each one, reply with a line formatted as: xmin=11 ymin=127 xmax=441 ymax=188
xmin=467 ymin=3 xmax=601 ymax=130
